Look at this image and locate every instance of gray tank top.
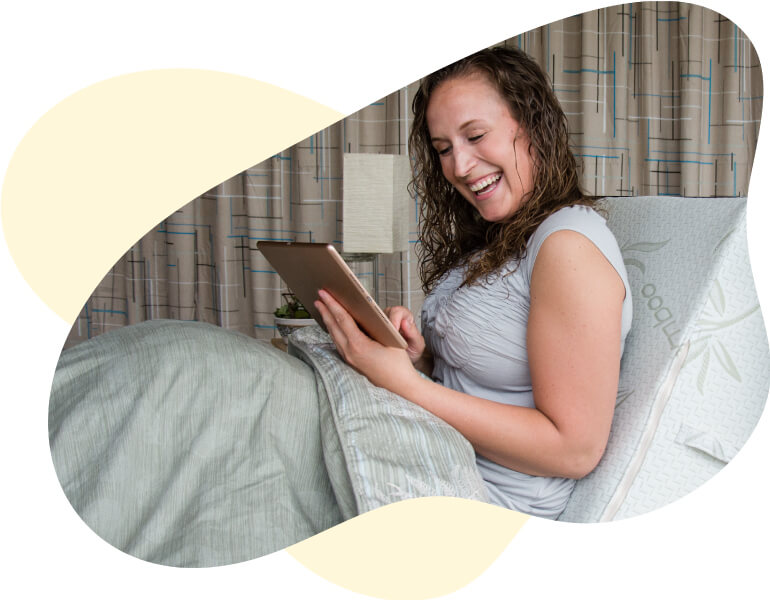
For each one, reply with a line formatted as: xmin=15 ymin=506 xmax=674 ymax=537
xmin=421 ymin=205 xmax=632 ymax=518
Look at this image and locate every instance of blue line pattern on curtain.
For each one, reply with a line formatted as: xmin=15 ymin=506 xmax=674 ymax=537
xmin=66 ymin=2 xmax=762 ymax=348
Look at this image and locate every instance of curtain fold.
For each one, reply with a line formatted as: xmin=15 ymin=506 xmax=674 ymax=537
xmin=66 ymin=2 xmax=762 ymax=348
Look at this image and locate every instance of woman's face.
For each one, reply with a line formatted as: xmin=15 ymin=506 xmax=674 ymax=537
xmin=426 ymin=73 xmax=535 ymax=223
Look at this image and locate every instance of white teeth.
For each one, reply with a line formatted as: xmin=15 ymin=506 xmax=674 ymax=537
xmin=469 ymin=173 xmax=501 ymax=192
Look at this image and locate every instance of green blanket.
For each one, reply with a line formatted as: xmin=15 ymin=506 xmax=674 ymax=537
xmin=49 ymin=320 xmax=488 ymax=567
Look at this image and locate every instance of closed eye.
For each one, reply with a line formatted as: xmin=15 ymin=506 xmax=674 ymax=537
xmin=436 ymin=146 xmax=452 ymax=156
xmin=469 ymin=133 xmax=485 ymax=142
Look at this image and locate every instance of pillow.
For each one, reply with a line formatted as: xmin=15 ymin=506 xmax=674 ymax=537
xmin=559 ymin=197 xmax=769 ymax=522
xmin=289 ymin=325 xmax=490 ymax=514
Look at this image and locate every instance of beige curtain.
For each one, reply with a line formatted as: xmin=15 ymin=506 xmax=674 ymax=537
xmin=66 ymin=2 xmax=762 ymax=348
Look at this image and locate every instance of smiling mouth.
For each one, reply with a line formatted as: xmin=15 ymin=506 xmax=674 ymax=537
xmin=468 ymin=173 xmax=502 ymax=196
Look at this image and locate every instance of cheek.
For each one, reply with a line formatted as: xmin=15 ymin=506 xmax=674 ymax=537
xmin=513 ymin=148 xmax=535 ymax=189
xmin=523 ymin=157 xmax=536 ymax=189
xmin=439 ymin=158 xmax=455 ymax=182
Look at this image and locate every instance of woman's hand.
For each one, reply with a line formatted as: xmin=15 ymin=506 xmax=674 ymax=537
xmin=384 ymin=305 xmax=426 ymax=364
xmin=314 ymin=289 xmax=420 ymax=393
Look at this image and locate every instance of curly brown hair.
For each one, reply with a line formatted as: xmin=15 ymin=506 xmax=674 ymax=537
xmin=409 ymin=45 xmax=595 ymax=293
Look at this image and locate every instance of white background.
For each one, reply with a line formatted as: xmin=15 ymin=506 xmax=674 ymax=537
xmin=1 ymin=1 xmax=767 ymax=598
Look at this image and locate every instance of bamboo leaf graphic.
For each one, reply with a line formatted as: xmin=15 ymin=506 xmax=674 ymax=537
xmin=683 ymin=337 xmax=710 ymax=367
xmin=622 ymin=240 xmax=671 ymax=253
xmin=615 ymin=389 xmax=634 ymax=407
xmin=713 ymin=340 xmax=742 ymax=382
xmin=709 ymin=280 xmax=726 ymax=316
xmin=695 ymin=305 xmax=760 ymax=332
xmin=623 ymin=258 xmax=646 ymax=274
xmin=697 ymin=348 xmax=710 ymax=394
xmin=713 ymin=227 xmax=736 ymax=255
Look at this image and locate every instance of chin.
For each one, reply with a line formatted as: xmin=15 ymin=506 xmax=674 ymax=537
xmin=478 ymin=208 xmax=517 ymax=223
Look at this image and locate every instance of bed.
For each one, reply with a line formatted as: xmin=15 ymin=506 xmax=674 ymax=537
xmin=48 ymin=196 xmax=769 ymax=566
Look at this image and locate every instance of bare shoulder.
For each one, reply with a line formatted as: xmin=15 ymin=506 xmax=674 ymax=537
xmin=530 ymin=229 xmax=625 ymax=308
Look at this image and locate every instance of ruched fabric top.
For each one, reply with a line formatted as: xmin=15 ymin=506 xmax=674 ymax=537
xmin=420 ymin=205 xmax=633 ymax=518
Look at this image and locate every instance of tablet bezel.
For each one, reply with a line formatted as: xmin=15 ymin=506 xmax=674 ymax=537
xmin=257 ymin=241 xmax=408 ymax=349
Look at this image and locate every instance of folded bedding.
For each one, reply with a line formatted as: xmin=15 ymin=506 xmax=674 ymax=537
xmin=289 ymin=325 xmax=489 ymax=517
xmin=49 ymin=319 xmax=487 ymax=567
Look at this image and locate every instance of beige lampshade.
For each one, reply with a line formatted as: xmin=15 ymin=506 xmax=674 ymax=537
xmin=342 ymin=153 xmax=411 ymax=254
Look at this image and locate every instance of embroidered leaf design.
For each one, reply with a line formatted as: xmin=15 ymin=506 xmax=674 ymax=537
xmin=622 ymin=240 xmax=670 ymax=253
xmin=623 ymin=258 xmax=646 ymax=274
xmin=713 ymin=227 xmax=736 ymax=255
xmin=696 ymin=348 xmax=710 ymax=394
xmin=615 ymin=388 xmax=634 ymax=407
xmin=683 ymin=337 xmax=710 ymax=367
xmin=708 ymin=280 xmax=726 ymax=316
xmin=713 ymin=340 xmax=742 ymax=382
xmin=696 ymin=305 xmax=761 ymax=332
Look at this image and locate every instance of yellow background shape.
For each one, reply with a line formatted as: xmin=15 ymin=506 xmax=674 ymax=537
xmin=289 ymin=497 xmax=529 ymax=599
xmin=1 ymin=69 xmax=344 ymax=323
xmin=1 ymin=69 xmax=528 ymax=597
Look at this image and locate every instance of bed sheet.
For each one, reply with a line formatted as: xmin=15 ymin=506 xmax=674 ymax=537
xmin=49 ymin=319 xmax=486 ymax=567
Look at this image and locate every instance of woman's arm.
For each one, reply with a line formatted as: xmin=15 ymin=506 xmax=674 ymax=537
xmin=523 ymin=229 xmax=625 ymax=477
xmin=315 ymin=230 xmax=625 ymax=479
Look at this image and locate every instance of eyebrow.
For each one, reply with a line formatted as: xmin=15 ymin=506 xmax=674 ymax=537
xmin=429 ymin=119 xmax=486 ymax=143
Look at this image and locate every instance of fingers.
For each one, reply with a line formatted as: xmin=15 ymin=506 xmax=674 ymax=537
xmin=313 ymin=294 xmax=344 ymax=350
xmin=315 ymin=289 xmax=367 ymax=349
xmin=316 ymin=289 xmax=355 ymax=329
xmin=317 ymin=295 xmax=420 ymax=387
xmin=316 ymin=290 xmax=380 ymax=374
xmin=385 ymin=305 xmax=425 ymax=364
xmin=385 ymin=305 xmax=416 ymax=336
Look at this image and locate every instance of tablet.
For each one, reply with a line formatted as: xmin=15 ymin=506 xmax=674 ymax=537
xmin=257 ymin=241 xmax=408 ymax=349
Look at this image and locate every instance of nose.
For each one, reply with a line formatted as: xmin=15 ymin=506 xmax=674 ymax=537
xmin=452 ymin=144 xmax=476 ymax=179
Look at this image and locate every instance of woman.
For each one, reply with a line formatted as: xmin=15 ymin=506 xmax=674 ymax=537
xmin=315 ymin=46 xmax=632 ymax=518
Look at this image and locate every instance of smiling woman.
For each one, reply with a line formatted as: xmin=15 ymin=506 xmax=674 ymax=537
xmin=41 ymin=8 xmax=767 ymax=573
xmin=426 ymin=73 xmax=534 ymax=223
xmin=410 ymin=45 xmax=595 ymax=293
xmin=315 ymin=46 xmax=633 ymax=519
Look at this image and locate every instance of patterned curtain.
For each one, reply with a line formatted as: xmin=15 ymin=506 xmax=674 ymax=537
xmin=66 ymin=2 xmax=762 ymax=348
